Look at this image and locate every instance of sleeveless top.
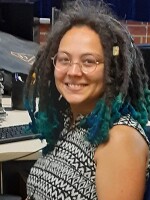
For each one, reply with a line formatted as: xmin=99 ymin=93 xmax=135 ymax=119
xmin=26 ymin=114 xmax=150 ymax=200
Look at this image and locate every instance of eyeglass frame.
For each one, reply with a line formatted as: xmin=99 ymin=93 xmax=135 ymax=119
xmin=51 ymin=52 xmax=104 ymax=74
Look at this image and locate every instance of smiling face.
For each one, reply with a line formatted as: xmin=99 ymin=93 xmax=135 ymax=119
xmin=54 ymin=26 xmax=105 ymax=116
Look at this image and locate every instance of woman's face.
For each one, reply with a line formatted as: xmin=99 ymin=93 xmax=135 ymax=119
xmin=54 ymin=26 xmax=105 ymax=115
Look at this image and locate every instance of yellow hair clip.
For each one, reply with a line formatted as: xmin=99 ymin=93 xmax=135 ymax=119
xmin=31 ymin=72 xmax=36 ymax=84
xmin=113 ymin=46 xmax=119 ymax=56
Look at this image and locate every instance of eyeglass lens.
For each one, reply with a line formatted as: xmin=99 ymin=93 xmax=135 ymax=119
xmin=52 ymin=52 xmax=98 ymax=73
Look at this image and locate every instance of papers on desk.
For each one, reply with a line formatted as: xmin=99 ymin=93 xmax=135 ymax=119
xmin=0 ymin=139 xmax=47 ymax=161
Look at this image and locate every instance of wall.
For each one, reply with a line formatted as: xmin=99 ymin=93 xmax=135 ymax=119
xmin=126 ymin=21 xmax=150 ymax=44
xmin=38 ymin=19 xmax=51 ymax=45
xmin=38 ymin=20 xmax=150 ymax=45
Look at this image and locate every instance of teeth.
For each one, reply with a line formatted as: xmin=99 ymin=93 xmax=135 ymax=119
xmin=67 ymin=84 xmax=85 ymax=88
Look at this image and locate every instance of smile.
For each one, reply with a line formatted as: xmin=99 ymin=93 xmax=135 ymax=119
xmin=66 ymin=83 xmax=87 ymax=89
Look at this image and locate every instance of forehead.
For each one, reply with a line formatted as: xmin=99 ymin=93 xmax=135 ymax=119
xmin=58 ymin=26 xmax=103 ymax=56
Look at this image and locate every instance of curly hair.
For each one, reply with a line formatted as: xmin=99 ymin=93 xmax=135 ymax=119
xmin=25 ymin=0 xmax=150 ymax=153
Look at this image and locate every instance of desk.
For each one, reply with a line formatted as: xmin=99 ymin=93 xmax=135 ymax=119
xmin=0 ymin=97 xmax=47 ymax=196
xmin=1 ymin=97 xmax=47 ymax=161
xmin=1 ymin=97 xmax=31 ymax=127
xmin=0 ymin=97 xmax=47 ymax=161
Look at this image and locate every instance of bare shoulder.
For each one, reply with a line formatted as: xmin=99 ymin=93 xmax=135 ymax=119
xmin=94 ymin=124 xmax=149 ymax=163
xmin=94 ymin=125 xmax=149 ymax=199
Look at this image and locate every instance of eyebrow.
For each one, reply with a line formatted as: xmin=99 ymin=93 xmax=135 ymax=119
xmin=58 ymin=50 xmax=104 ymax=61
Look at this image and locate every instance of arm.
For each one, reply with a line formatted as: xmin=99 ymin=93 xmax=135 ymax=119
xmin=94 ymin=125 xmax=149 ymax=200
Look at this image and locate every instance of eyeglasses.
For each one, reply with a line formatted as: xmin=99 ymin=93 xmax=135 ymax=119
xmin=51 ymin=52 xmax=103 ymax=74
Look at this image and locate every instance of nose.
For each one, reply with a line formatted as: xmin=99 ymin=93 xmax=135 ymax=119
xmin=67 ymin=62 xmax=82 ymax=76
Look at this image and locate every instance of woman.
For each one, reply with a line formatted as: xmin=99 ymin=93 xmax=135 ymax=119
xmin=25 ymin=0 xmax=150 ymax=199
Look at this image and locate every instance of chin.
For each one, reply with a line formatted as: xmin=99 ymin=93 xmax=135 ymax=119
xmin=67 ymin=100 xmax=83 ymax=105
xmin=65 ymin=96 xmax=84 ymax=104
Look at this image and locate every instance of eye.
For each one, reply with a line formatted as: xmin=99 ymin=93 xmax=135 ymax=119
xmin=82 ymin=55 xmax=96 ymax=67
xmin=57 ymin=53 xmax=70 ymax=65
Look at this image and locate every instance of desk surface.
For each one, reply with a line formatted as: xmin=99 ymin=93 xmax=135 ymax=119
xmin=1 ymin=97 xmax=31 ymax=127
xmin=0 ymin=97 xmax=47 ymax=162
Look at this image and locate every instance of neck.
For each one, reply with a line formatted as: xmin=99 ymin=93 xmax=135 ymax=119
xmin=70 ymin=106 xmax=91 ymax=123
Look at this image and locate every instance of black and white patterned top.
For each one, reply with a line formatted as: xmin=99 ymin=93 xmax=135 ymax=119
xmin=26 ymin=114 xmax=150 ymax=200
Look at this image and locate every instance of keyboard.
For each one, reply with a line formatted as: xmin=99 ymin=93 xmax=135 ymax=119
xmin=0 ymin=124 xmax=42 ymax=144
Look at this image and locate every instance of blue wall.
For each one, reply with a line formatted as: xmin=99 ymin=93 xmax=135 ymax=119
xmin=37 ymin=0 xmax=62 ymax=18
xmin=38 ymin=0 xmax=150 ymax=22
xmin=104 ymin=0 xmax=150 ymax=21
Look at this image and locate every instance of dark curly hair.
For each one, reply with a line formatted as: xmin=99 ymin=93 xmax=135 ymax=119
xmin=24 ymin=0 xmax=150 ymax=153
